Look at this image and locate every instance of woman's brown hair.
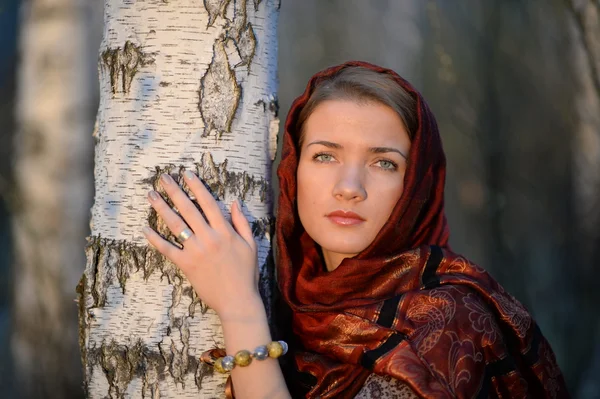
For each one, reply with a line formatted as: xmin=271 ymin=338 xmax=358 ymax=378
xmin=295 ymin=66 xmax=418 ymax=148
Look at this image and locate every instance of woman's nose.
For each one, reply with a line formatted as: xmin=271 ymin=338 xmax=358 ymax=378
xmin=332 ymin=167 xmax=367 ymax=201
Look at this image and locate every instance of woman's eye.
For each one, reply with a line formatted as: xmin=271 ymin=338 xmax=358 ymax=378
xmin=376 ymin=159 xmax=398 ymax=171
xmin=313 ymin=153 xmax=335 ymax=162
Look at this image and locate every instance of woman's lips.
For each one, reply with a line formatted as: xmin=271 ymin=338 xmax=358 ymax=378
xmin=326 ymin=210 xmax=365 ymax=226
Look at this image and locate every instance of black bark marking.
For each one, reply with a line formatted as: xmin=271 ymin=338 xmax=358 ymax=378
xmin=225 ymin=0 xmax=255 ymax=70
xmin=144 ymin=245 xmax=166 ymax=280
xmin=203 ymin=0 xmax=231 ymax=28
xmin=87 ymin=236 xmax=112 ymax=308
xmin=253 ymin=0 xmax=261 ymax=11
xmin=101 ymin=47 xmax=120 ymax=93
xmin=84 ymin=340 xmax=169 ymax=398
xmin=99 ymin=340 xmax=138 ymax=397
xmin=198 ymin=153 xmax=227 ymax=199
xmin=158 ymin=331 xmax=200 ymax=389
xmin=76 ymin=274 xmax=88 ymax=388
xmin=230 ymin=0 xmax=247 ymax=41
xmin=184 ymin=286 xmax=208 ymax=316
xmin=255 ymin=95 xmax=280 ymax=161
xmin=100 ymin=41 xmax=154 ymax=95
xmin=199 ymin=40 xmax=241 ymax=138
xmin=255 ymin=94 xmax=279 ymax=117
xmin=165 ymin=279 xmax=196 ymax=383
xmin=171 ymin=280 xmax=184 ymax=311
xmin=117 ymin=243 xmax=147 ymax=293
xmin=84 ymin=236 xmax=193 ymax=309
xmin=251 ymin=217 xmax=273 ymax=240
xmin=163 ymin=330 xmax=187 ymax=386
xmin=196 ymin=153 xmax=270 ymax=202
xmin=141 ymin=347 xmax=163 ymax=399
xmin=195 ymin=361 xmax=214 ymax=390
xmin=235 ymin=23 xmax=256 ymax=68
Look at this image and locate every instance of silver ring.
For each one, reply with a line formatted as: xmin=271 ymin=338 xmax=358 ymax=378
xmin=177 ymin=227 xmax=194 ymax=242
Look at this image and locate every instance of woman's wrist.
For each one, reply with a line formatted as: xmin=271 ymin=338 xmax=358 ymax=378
xmin=215 ymin=293 xmax=291 ymax=399
xmin=217 ymin=292 xmax=266 ymax=323
xmin=219 ymin=295 xmax=273 ymax=354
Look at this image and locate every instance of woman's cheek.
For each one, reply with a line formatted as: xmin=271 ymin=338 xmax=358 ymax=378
xmin=378 ymin=185 xmax=404 ymax=216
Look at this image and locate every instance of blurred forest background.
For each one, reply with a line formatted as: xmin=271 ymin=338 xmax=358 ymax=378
xmin=1 ymin=0 xmax=599 ymax=398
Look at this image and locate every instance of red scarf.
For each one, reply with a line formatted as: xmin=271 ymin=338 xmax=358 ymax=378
xmin=275 ymin=62 xmax=568 ymax=398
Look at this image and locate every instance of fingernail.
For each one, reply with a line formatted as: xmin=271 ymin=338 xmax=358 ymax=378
xmin=142 ymin=227 xmax=151 ymax=235
xmin=236 ymin=199 xmax=242 ymax=210
xmin=160 ymin=174 xmax=173 ymax=185
xmin=184 ymin=170 xmax=195 ymax=180
xmin=148 ymin=191 xmax=159 ymax=201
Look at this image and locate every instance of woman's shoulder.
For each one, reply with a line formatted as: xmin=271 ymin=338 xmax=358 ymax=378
xmin=400 ymin=283 xmax=512 ymax=359
xmin=409 ymin=247 xmax=535 ymax=348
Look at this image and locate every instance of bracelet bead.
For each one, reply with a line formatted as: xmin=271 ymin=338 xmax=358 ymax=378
xmin=267 ymin=341 xmax=284 ymax=358
xmin=253 ymin=345 xmax=269 ymax=360
xmin=278 ymin=340 xmax=289 ymax=356
xmin=214 ymin=357 xmax=227 ymax=374
xmin=234 ymin=350 xmax=252 ymax=367
xmin=221 ymin=355 xmax=235 ymax=372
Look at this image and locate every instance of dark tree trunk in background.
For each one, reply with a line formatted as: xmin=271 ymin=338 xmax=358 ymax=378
xmin=564 ymin=1 xmax=600 ymax=397
xmin=10 ymin=0 xmax=101 ymax=397
xmin=422 ymin=1 xmax=591 ymax=395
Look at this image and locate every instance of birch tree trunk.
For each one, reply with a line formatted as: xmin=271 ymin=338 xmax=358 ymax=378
xmin=11 ymin=0 xmax=100 ymax=397
xmin=77 ymin=0 xmax=279 ymax=397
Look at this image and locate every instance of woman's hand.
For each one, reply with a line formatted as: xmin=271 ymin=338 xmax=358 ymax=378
xmin=143 ymin=171 xmax=291 ymax=399
xmin=142 ymin=171 xmax=261 ymax=319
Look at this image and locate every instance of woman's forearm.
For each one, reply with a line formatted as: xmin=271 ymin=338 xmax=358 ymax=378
xmin=220 ymin=296 xmax=291 ymax=399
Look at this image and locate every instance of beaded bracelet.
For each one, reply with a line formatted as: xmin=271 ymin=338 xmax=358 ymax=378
xmin=205 ymin=341 xmax=288 ymax=374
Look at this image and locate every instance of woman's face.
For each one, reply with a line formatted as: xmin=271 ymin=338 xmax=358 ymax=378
xmin=297 ymin=99 xmax=411 ymax=270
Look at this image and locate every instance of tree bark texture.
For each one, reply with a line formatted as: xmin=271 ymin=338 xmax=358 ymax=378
xmin=11 ymin=0 xmax=100 ymax=397
xmin=78 ymin=0 xmax=279 ymax=397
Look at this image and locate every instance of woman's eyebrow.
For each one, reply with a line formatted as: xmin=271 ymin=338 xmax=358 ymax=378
xmin=306 ymin=140 xmax=342 ymax=149
xmin=368 ymin=146 xmax=408 ymax=160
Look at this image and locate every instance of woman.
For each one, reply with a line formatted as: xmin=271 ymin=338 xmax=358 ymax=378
xmin=143 ymin=61 xmax=569 ymax=398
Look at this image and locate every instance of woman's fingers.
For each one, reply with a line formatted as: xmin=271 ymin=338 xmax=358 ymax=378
xmin=142 ymin=226 xmax=184 ymax=266
xmin=158 ymin=173 xmax=209 ymax=234
xmin=148 ymin=190 xmax=195 ymax=243
xmin=231 ymin=200 xmax=255 ymax=249
xmin=182 ymin=171 xmax=231 ymax=232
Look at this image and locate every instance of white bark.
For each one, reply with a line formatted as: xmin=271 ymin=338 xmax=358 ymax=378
xmin=78 ymin=0 xmax=279 ymax=397
xmin=12 ymin=0 xmax=101 ymax=397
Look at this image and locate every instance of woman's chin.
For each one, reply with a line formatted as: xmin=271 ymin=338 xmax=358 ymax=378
xmin=317 ymin=241 xmax=370 ymax=258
